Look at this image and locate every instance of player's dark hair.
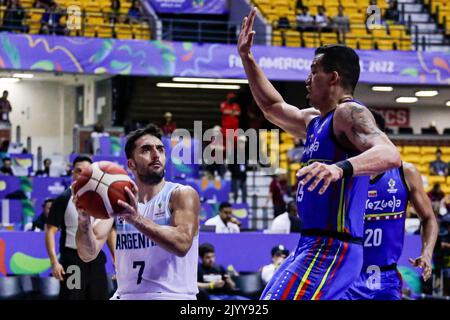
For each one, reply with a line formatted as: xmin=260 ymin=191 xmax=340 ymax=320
xmin=72 ymin=155 xmax=92 ymax=167
xmin=125 ymin=123 xmax=162 ymax=159
xmin=219 ymin=202 xmax=232 ymax=211
xmin=369 ymin=108 xmax=386 ymax=132
xmin=43 ymin=198 xmax=54 ymax=206
xmin=315 ymin=45 xmax=360 ymax=94
xmin=199 ymin=243 xmax=215 ymax=258
xmin=2 ymin=157 xmax=11 ymax=162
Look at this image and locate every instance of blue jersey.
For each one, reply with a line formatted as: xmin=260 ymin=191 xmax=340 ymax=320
xmin=297 ymin=109 xmax=370 ymax=239
xmin=362 ymin=166 xmax=409 ymax=267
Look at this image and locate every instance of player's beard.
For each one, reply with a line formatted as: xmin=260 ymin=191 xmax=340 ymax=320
xmin=137 ymin=167 xmax=165 ymax=185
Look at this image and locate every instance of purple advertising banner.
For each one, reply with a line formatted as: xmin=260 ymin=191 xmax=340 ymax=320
xmin=0 ymin=176 xmax=21 ymax=198
xmin=0 ymin=232 xmax=424 ymax=294
xmin=0 ymin=34 xmax=448 ymax=85
xmin=31 ymin=177 xmax=70 ymax=212
xmin=148 ymin=0 xmax=228 ymax=14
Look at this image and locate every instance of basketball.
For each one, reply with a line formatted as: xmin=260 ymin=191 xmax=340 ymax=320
xmin=72 ymin=161 xmax=133 ymax=219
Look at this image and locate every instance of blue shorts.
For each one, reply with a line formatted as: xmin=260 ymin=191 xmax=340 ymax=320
xmin=341 ymin=267 xmax=403 ymax=300
xmin=260 ymin=235 xmax=363 ymax=300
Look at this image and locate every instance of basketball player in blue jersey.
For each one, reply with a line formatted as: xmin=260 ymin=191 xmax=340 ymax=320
xmin=75 ymin=124 xmax=201 ymax=300
xmin=238 ymin=8 xmax=401 ymax=300
xmin=341 ymin=111 xmax=438 ymax=300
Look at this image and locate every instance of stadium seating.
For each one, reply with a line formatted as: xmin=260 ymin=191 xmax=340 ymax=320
xmin=252 ymin=0 xmax=413 ymax=50
xmin=14 ymin=0 xmax=152 ymax=40
xmin=399 ymin=145 xmax=450 ymax=193
xmin=429 ymin=0 xmax=450 ymax=35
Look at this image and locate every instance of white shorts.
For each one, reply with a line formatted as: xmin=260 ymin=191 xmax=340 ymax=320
xmin=111 ymin=291 xmax=197 ymax=300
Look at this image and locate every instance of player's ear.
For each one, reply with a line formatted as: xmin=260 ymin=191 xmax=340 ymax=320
xmin=329 ymin=71 xmax=339 ymax=86
xmin=127 ymin=158 xmax=136 ymax=171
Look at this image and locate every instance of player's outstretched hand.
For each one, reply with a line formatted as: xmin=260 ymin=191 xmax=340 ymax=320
xmin=116 ymin=181 xmax=139 ymax=221
xmin=409 ymin=255 xmax=432 ymax=281
xmin=237 ymin=7 xmax=257 ymax=57
xmin=297 ymin=162 xmax=343 ymax=195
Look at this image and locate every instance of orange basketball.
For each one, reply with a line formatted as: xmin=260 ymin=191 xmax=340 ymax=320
xmin=72 ymin=161 xmax=133 ymax=219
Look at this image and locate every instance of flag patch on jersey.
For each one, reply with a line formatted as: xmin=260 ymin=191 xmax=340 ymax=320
xmin=368 ymin=190 xmax=377 ymax=198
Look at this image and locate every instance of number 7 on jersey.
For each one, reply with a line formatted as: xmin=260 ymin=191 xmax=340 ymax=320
xmin=133 ymin=261 xmax=145 ymax=285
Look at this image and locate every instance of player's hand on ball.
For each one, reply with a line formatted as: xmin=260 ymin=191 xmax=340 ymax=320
xmin=297 ymin=162 xmax=343 ymax=195
xmin=409 ymin=254 xmax=432 ymax=281
xmin=238 ymin=7 xmax=257 ymax=57
xmin=116 ymin=180 xmax=139 ymax=221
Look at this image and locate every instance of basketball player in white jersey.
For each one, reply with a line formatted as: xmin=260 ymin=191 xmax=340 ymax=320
xmin=75 ymin=124 xmax=200 ymax=300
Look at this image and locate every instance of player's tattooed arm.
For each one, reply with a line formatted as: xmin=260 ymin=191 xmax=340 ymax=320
xmin=334 ymin=103 xmax=401 ymax=176
xmin=403 ymin=162 xmax=438 ymax=281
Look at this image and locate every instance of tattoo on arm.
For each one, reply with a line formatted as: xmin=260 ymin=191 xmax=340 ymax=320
xmin=348 ymin=105 xmax=381 ymax=148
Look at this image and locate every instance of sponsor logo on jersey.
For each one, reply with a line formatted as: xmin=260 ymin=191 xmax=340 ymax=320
xmin=154 ymin=201 xmax=166 ymax=219
xmin=387 ymin=178 xmax=398 ymax=194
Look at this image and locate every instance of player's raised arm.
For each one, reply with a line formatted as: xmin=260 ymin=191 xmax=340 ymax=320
xmin=75 ymin=207 xmax=115 ymax=262
xmin=238 ymin=7 xmax=319 ymax=139
xmin=118 ymin=185 xmax=200 ymax=257
xmin=334 ymin=103 xmax=401 ymax=176
xmin=403 ymin=162 xmax=438 ymax=281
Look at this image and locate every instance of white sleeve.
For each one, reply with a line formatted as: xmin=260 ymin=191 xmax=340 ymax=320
xmin=261 ymin=265 xmax=273 ymax=284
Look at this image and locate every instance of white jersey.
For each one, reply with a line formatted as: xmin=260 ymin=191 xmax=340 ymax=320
xmin=112 ymin=181 xmax=199 ymax=300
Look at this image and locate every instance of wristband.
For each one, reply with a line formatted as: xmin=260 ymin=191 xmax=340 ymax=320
xmin=335 ymin=160 xmax=353 ymax=178
xmin=209 ymin=282 xmax=214 ymax=290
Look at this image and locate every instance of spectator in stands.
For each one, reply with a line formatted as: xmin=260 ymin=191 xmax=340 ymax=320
xmin=31 ymin=198 xmax=54 ymax=231
xmin=384 ymin=0 xmax=400 ymax=24
xmin=203 ymin=125 xmax=226 ymax=179
xmin=40 ymin=2 xmax=65 ymax=35
xmin=33 ymin=0 xmax=53 ymax=9
xmin=428 ymin=183 xmax=445 ymax=215
xmin=109 ymin=0 xmax=121 ymax=24
xmin=197 ymin=243 xmax=248 ymax=300
xmin=441 ymin=195 xmax=450 ymax=216
xmin=34 ymin=158 xmax=52 ymax=177
xmin=436 ymin=214 xmax=450 ymax=296
xmin=430 ymin=149 xmax=448 ymax=176
xmin=247 ymin=100 xmax=265 ymax=130
xmin=2 ymin=0 xmax=27 ymax=33
xmin=265 ymin=168 xmax=290 ymax=218
xmin=204 ymin=202 xmax=240 ymax=233
xmin=90 ymin=122 xmax=109 ymax=154
xmin=161 ymin=112 xmax=177 ymax=136
xmin=269 ymin=200 xmax=301 ymax=234
xmin=0 ymin=157 xmax=14 ymax=175
xmin=260 ymin=245 xmax=289 ymax=285
xmin=296 ymin=6 xmax=314 ymax=31
xmin=0 ymin=90 xmax=12 ymax=124
xmin=0 ymin=140 xmax=10 ymax=160
xmin=220 ymin=92 xmax=241 ymax=133
xmin=315 ymin=6 xmax=331 ymax=32
xmin=332 ymin=5 xmax=350 ymax=43
xmin=228 ymin=136 xmax=248 ymax=204
xmin=128 ymin=0 xmax=143 ymax=23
